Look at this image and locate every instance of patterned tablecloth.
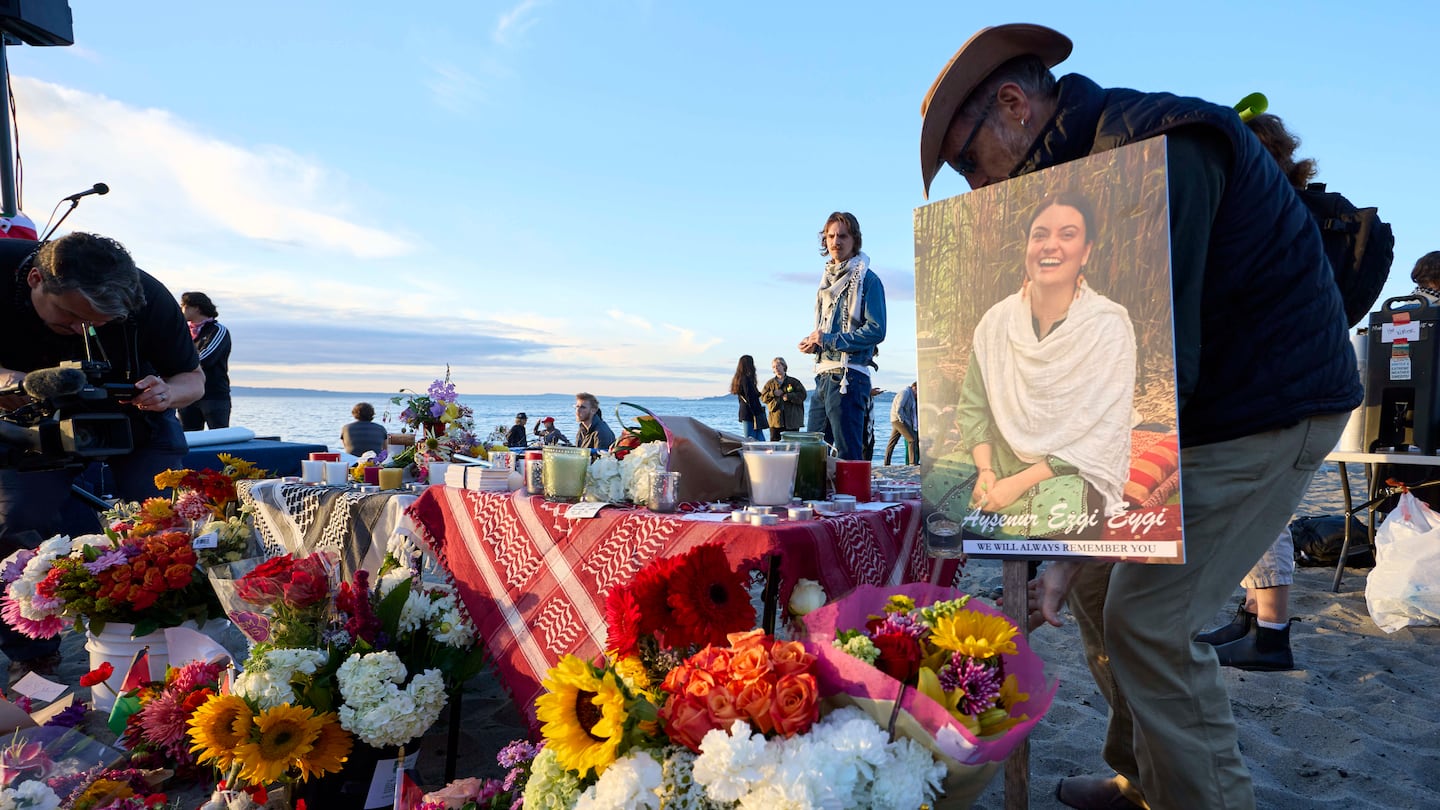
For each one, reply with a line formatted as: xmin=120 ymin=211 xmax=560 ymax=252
xmin=238 ymin=479 xmax=422 ymax=576
xmin=406 ymin=487 xmax=956 ymax=730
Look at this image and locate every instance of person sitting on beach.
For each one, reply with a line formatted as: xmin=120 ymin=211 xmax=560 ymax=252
xmin=534 ymin=416 xmax=570 ymax=446
xmin=920 ymin=24 xmax=1357 ymax=808
xmin=573 ymin=392 xmax=616 ymax=450
xmin=341 ymin=402 xmax=388 ymax=456
xmin=506 ymin=412 xmax=529 ymax=447
xmin=760 ymin=357 xmax=807 ymax=441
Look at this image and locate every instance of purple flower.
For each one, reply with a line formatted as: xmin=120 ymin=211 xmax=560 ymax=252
xmin=939 ymin=655 xmax=1003 ymax=716
xmin=870 ymin=612 xmax=926 ymax=639
xmin=43 ymin=701 xmax=88 ymax=729
xmin=429 ymin=401 xmax=446 ymax=418
xmin=83 ymin=548 xmax=128 ymax=574
xmin=0 ymin=550 xmax=35 ymax=583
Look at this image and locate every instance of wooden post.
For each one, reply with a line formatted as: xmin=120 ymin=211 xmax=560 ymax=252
xmin=1001 ymin=558 xmax=1032 ymax=810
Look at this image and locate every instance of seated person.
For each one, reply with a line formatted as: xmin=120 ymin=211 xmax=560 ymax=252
xmin=506 ymin=412 xmax=529 ymax=447
xmin=534 ymin=416 xmax=570 ymax=446
xmin=923 ymin=193 xmax=1136 ymax=540
xmin=340 ymin=402 xmax=388 ymax=455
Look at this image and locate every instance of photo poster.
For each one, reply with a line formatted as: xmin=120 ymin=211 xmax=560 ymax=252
xmin=913 ymin=138 xmax=1185 ymax=563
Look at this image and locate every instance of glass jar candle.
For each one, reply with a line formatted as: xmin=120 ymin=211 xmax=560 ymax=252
xmin=542 ymin=446 xmax=590 ymax=502
xmin=780 ymin=431 xmax=828 ymax=501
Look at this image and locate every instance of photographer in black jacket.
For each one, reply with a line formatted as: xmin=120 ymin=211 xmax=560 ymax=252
xmin=0 ymin=233 xmax=202 ymax=680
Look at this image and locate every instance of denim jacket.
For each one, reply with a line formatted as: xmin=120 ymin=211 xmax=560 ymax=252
xmin=815 ymin=268 xmax=886 ymax=373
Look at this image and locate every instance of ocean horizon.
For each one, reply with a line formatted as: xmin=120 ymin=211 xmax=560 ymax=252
xmin=224 ymin=388 xmax=905 ymax=465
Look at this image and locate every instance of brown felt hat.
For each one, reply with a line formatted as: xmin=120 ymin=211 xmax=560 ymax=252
xmin=919 ymin=23 xmax=1072 ymax=199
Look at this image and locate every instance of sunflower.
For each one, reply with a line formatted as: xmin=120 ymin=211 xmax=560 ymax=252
xmin=928 ymin=609 xmax=1020 ymax=660
xmin=665 ymin=542 xmax=755 ymax=648
xmin=535 ymin=655 xmax=628 ymax=777
xmin=233 ymin=703 xmax=325 ymax=784
xmin=295 ymin=713 xmax=352 ymax=781
xmin=187 ymin=693 xmax=253 ymax=770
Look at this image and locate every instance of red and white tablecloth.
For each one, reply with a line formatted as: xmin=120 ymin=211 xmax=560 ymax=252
xmin=407 ymin=488 xmax=957 ymax=729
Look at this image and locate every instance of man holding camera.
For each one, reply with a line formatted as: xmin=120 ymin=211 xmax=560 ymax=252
xmin=0 ymin=232 xmax=202 ymax=680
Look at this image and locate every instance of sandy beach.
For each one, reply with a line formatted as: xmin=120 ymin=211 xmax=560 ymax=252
xmin=30 ymin=461 xmax=1440 ymax=808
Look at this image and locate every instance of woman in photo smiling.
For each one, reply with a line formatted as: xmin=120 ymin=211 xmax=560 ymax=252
xmin=943 ymin=191 xmax=1136 ymax=537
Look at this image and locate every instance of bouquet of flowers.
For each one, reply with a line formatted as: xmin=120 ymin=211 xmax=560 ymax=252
xmin=418 ymin=740 xmax=540 ymax=810
xmin=801 ymin=582 xmax=1057 ymax=808
xmin=0 ymin=728 xmax=139 ymax=810
xmin=104 ymin=457 xmax=267 ymax=567
xmin=514 ymin=544 xmax=950 ymax=808
xmin=118 ymin=659 xmax=229 ymax=779
xmin=185 ymin=553 xmax=485 ymax=796
xmin=0 ymin=532 xmax=221 ymax=639
xmin=388 ymin=368 xmax=480 ymax=478
xmin=207 ymin=552 xmax=336 ymax=647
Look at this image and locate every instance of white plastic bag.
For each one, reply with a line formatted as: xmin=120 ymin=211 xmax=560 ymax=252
xmin=1365 ymin=491 xmax=1440 ymax=633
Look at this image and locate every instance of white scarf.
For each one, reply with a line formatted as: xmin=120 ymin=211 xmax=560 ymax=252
xmin=814 ymin=251 xmax=869 ymax=393
xmin=971 ymin=283 xmax=1136 ymax=515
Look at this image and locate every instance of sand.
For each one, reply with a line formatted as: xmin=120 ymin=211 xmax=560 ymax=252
xmin=29 ymin=462 xmax=1440 ymax=808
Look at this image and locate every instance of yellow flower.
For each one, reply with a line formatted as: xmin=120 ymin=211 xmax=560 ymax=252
xmin=295 ymin=713 xmax=352 ymax=782
xmin=140 ymin=497 xmax=176 ymax=520
xmin=929 ymin=609 xmax=1019 ymax=660
xmin=997 ymin=673 xmax=1029 ymax=711
xmin=220 ymin=453 xmax=265 ymax=479
xmin=918 ymin=667 xmax=981 ymax=730
xmin=884 ymin=595 xmax=915 ymax=614
xmin=535 ymin=655 xmax=628 ymax=777
xmin=611 ymin=655 xmax=651 ymax=694
xmin=153 ymin=468 xmax=188 ymax=491
xmin=187 ymin=693 xmax=253 ymax=770
xmin=233 ymin=703 xmax=326 ymax=785
xmin=443 ymin=402 xmax=461 ymax=422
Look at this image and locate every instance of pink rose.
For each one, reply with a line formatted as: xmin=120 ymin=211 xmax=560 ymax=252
xmin=421 ymin=777 xmax=485 ymax=809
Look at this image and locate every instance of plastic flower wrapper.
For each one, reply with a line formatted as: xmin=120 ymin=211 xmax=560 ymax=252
xmin=0 ymin=726 xmax=124 ymax=795
xmin=206 ymin=552 xmax=337 ymax=646
xmin=801 ymin=582 xmax=1057 ymax=809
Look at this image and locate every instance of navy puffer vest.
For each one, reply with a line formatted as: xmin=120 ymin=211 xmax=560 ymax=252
xmin=1016 ymin=74 xmax=1361 ymax=446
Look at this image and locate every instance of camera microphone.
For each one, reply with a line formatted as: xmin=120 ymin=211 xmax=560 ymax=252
xmin=23 ymin=367 xmax=91 ymax=401
xmin=62 ymin=183 xmax=109 ymax=202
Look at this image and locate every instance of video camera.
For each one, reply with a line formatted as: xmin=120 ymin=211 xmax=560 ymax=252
xmin=0 ymin=360 xmax=136 ymax=470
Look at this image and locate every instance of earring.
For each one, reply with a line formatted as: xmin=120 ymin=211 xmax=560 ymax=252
xmin=1020 ymin=117 xmax=1028 ymax=128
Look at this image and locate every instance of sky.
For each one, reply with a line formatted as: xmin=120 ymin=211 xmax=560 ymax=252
xmin=4 ymin=1 xmax=1435 ymax=399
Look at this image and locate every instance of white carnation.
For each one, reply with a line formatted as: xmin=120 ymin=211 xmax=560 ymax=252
xmin=576 ymin=749 xmax=663 ymax=810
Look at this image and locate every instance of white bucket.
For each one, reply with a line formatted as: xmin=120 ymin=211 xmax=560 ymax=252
xmin=84 ymin=622 xmax=169 ymax=712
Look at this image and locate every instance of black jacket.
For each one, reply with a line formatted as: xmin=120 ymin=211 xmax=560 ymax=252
xmin=1016 ymin=74 xmax=1361 ymax=446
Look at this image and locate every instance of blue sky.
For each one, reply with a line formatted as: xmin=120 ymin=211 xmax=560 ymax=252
xmin=6 ymin=2 xmax=1434 ymax=398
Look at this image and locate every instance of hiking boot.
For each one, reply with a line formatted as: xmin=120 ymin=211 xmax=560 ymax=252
xmin=7 ymin=651 xmax=62 ymax=687
xmin=1056 ymin=774 xmax=1148 ymax=809
xmin=1214 ymin=622 xmax=1295 ymax=671
xmin=1196 ymin=601 xmax=1255 ymax=646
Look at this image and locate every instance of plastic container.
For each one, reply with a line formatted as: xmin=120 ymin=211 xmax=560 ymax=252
xmin=781 ymin=431 xmax=828 ymax=500
xmin=86 ymin=623 xmax=169 ymax=712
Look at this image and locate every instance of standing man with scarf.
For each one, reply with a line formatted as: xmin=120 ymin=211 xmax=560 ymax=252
xmin=798 ymin=211 xmax=886 ymax=461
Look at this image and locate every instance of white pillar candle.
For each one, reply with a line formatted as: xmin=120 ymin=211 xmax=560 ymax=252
xmin=324 ymin=461 xmax=350 ymax=485
xmin=300 ymin=459 xmax=323 ymax=483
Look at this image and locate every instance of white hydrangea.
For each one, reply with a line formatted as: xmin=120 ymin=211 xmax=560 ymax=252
xmin=235 ymin=647 xmax=328 ymax=710
xmin=619 ymin=442 xmax=666 ymax=504
xmin=0 ymin=780 xmax=61 ymax=810
xmin=336 ymin=650 xmax=447 ymax=747
xmin=584 ymin=453 xmax=625 ymax=503
xmin=576 ymin=749 xmax=663 ymax=810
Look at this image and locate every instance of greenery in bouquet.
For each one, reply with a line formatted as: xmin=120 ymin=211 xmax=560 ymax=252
xmin=516 ymin=543 xmax=948 ymax=808
xmin=830 ymin=594 xmax=1029 ymax=737
xmin=0 ymin=531 xmax=221 ymax=639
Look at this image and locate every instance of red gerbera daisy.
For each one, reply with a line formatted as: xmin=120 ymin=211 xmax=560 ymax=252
xmin=630 ymin=555 xmax=683 ymax=640
xmin=604 ymin=583 xmax=643 ymax=658
xmin=666 ymin=543 xmax=755 ymax=648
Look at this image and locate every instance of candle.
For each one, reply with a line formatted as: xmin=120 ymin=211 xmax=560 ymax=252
xmin=362 ymin=466 xmax=381 ymax=485
xmin=378 ymin=468 xmax=403 ymax=490
xmin=309 ymin=451 xmax=340 ymax=462
xmin=750 ymin=512 xmax=779 ymax=526
xmin=787 ymin=506 xmax=814 ymax=521
xmin=324 ymin=461 xmax=350 ymax=486
xmin=542 ymin=446 xmax=589 ymax=502
xmin=833 ymin=460 xmax=873 ymax=502
xmin=739 ymin=441 xmax=800 ymax=507
xmin=299 ymin=460 xmax=323 ymax=483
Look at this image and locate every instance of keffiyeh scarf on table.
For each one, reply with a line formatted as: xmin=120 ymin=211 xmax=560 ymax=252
xmin=971 ymin=282 xmax=1136 ymax=515
xmin=814 ymin=251 xmax=870 ymax=394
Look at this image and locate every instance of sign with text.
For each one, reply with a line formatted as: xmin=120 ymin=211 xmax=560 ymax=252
xmin=913 ymin=139 xmax=1184 ymax=562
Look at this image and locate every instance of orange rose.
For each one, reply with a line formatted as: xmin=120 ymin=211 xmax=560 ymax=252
xmin=681 ymin=669 xmax=719 ymax=702
xmin=687 ymin=645 xmax=733 ymax=679
xmin=704 ymin=682 xmax=741 ymax=727
xmin=734 ymin=676 xmax=775 ymax=734
xmin=768 ymin=640 xmax=815 ymax=676
xmin=165 ymin=563 xmax=193 ymax=589
xmin=728 ymin=642 xmax=773 ymax=686
xmin=769 ymin=672 xmax=818 ymax=737
xmin=726 ymin=629 xmax=767 ymax=650
xmin=662 ymin=693 xmax=720 ymax=752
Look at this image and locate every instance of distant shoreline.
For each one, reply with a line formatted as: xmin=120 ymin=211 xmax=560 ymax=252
xmin=232 ymin=387 xmax=741 ymax=402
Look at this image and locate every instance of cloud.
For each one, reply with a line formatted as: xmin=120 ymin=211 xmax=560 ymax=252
xmin=11 ymin=77 xmax=413 ymax=260
xmin=493 ymin=0 xmax=547 ymax=46
xmin=425 ymin=62 xmax=485 ymax=114
xmin=607 ymin=309 xmax=653 ymax=330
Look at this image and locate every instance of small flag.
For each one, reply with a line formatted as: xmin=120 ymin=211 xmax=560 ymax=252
xmin=119 ymin=646 xmax=151 ymax=694
xmin=393 ymin=747 xmax=424 ymax=810
xmin=107 ymin=693 xmax=142 ymax=737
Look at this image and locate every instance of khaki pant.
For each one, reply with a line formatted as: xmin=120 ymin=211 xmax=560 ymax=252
xmin=1067 ymin=412 xmax=1346 ymax=809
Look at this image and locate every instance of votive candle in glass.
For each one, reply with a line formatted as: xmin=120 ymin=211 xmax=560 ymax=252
xmin=542 ymin=446 xmax=590 ymax=502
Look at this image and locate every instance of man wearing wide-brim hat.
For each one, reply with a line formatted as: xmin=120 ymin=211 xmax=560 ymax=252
xmin=919 ymin=23 xmax=1359 ymax=810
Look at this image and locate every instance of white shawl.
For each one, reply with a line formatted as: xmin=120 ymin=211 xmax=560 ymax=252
xmin=971 ymin=284 xmax=1136 ymax=515
xmin=814 ymin=251 xmax=870 ymax=393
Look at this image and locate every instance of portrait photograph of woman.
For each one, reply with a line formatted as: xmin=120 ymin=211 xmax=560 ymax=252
xmin=915 ymin=140 xmax=1183 ymax=556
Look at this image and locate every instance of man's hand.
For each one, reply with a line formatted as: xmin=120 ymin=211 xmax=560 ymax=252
xmin=1026 ymin=560 xmax=1086 ymax=631
xmin=797 ymin=330 xmax=822 ymax=354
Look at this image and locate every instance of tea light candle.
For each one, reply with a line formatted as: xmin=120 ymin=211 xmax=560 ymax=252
xmin=299 ymin=460 xmax=323 ymax=483
xmin=787 ymin=506 xmax=814 ymax=521
xmin=378 ymin=468 xmax=403 ymax=490
xmin=281 ymin=475 xmax=301 ymax=484
xmin=356 ymin=484 xmax=380 ymax=494
xmin=731 ymin=509 xmax=750 ymax=523
xmin=750 ymin=513 xmax=779 ymax=526
xmin=309 ymin=451 xmax=340 ymax=462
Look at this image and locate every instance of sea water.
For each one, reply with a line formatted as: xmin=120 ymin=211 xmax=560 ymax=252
xmin=226 ymin=390 xmax=903 ymax=466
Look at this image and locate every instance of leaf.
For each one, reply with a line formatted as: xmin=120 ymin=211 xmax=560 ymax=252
xmin=375 ymin=578 xmax=413 ymax=636
xmin=132 ymin=618 xmax=159 ymax=638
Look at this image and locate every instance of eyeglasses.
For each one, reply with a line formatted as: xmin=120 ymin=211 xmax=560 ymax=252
xmin=945 ymin=99 xmax=995 ymax=177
